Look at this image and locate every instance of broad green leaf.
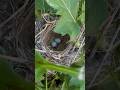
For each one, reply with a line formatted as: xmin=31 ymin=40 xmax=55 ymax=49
xmin=69 ymin=77 xmax=85 ymax=90
xmin=35 ymin=51 xmax=46 ymax=82
xmin=35 ymin=67 xmax=44 ymax=82
xmin=35 ymin=0 xmax=51 ymax=12
xmin=46 ymin=0 xmax=80 ymax=40
xmin=35 ymin=0 xmax=54 ymax=18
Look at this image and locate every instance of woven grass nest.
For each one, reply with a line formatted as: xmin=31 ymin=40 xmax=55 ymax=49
xmin=35 ymin=14 xmax=85 ymax=66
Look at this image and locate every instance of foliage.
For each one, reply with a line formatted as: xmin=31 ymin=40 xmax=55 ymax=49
xmin=35 ymin=0 xmax=53 ymax=19
xmin=46 ymin=0 xmax=80 ymax=41
xmin=35 ymin=0 xmax=85 ymax=89
xmin=77 ymin=0 xmax=85 ymax=25
xmin=35 ymin=51 xmax=85 ymax=90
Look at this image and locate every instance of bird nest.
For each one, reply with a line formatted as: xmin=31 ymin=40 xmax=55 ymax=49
xmin=35 ymin=14 xmax=85 ymax=66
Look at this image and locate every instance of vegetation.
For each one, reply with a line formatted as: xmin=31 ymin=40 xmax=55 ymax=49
xmin=35 ymin=0 xmax=85 ymax=90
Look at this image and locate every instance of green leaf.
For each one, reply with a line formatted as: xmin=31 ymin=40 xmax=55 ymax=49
xmin=35 ymin=0 xmax=54 ymax=19
xmin=77 ymin=0 xmax=85 ymax=24
xmin=69 ymin=77 xmax=85 ymax=90
xmin=35 ymin=51 xmax=46 ymax=82
xmin=46 ymin=0 xmax=80 ymax=40
xmin=35 ymin=0 xmax=51 ymax=12
xmin=35 ymin=67 xmax=44 ymax=82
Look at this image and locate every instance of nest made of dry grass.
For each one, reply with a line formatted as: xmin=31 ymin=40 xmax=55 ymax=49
xmin=35 ymin=14 xmax=85 ymax=66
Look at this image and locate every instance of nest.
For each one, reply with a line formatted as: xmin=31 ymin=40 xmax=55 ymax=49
xmin=35 ymin=14 xmax=85 ymax=66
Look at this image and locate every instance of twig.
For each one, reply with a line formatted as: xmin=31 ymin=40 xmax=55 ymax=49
xmin=0 ymin=54 xmax=28 ymax=63
xmin=88 ymin=26 xmax=120 ymax=88
xmin=16 ymin=1 xmax=34 ymax=35
xmin=0 ymin=0 xmax=29 ymax=29
xmin=72 ymin=37 xmax=85 ymax=63
xmin=72 ymin=24 xmax=85 ymax=51
xmin=87 ymin=6 xmax=120 ymax=62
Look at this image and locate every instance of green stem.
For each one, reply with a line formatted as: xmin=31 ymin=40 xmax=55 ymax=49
xmin=38 ymin=62 xmax=78 ymax=76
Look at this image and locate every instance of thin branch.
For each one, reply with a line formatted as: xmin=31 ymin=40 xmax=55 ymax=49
xmin=88 ymin=26 xmax=120 ymax=88
xmin=0 ymin=54 xmax=28 ymax=63
xmin=0 ymin=0 xmax=29 ymax=29
xmin=87 ymin=6 xmax=120 ymax=62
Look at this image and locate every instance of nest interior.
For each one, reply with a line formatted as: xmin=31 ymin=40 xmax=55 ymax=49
xmin=44 ymin=30 xmax=70 ymax=51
